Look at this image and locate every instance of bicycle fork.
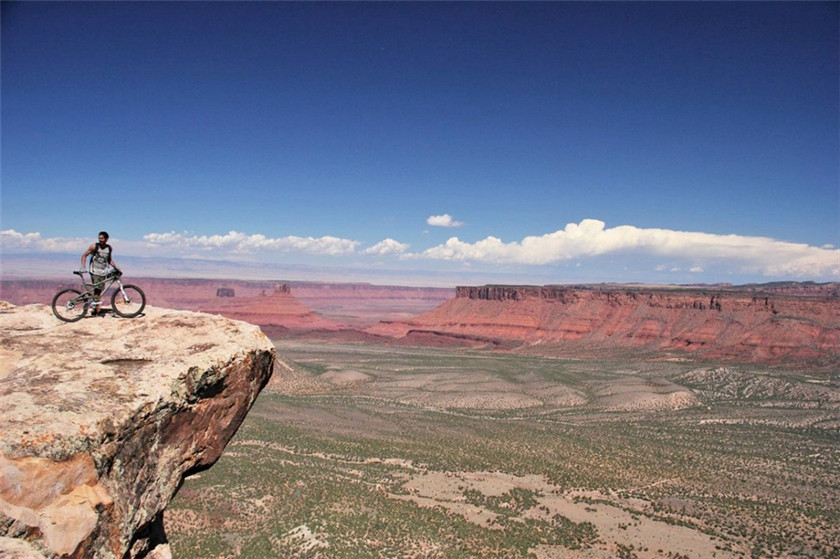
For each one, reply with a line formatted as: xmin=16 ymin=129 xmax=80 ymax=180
xmin=115 ymin=281 xmax=131 ymax=304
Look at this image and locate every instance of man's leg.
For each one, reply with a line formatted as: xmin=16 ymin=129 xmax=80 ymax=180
xmin=90 ymin=274 xmax=104 ymax=315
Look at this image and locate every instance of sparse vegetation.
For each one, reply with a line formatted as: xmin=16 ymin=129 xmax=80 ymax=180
xmin=167 ymin=342 xmax=840 ymax=558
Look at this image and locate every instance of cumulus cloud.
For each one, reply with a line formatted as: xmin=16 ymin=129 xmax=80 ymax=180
xmin=415 ymin=219 xmax=840 ymax=278
xmin=427 ymin=214 xmax=465 ymax=228
xmin=1 ymin=229 xmax=88 ymax=252
xmin=142 ymin=230 xmax=359 ymax=256
xmin=362 ymin=238 xmax=409 ymax=256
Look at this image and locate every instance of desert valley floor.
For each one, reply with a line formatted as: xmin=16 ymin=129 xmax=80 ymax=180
xmin=165 ymin=340 xmax=839 ymax=559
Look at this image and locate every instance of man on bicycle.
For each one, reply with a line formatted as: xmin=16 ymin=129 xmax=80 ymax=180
xmin=81 ymin=231 xmax=121 ymax=315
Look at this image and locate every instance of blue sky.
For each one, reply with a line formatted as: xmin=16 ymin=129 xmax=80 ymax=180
xmin=2 ymin=1 xmax=838 ymax=286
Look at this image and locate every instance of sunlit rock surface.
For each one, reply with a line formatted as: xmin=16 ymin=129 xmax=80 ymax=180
xmin=0 ymin=302 xmax=275 ymax=559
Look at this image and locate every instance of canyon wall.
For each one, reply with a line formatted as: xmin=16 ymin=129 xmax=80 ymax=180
xmin=0 ymin=302 xmax=276 ymax=559
xmin=370 ymin=284 xmax=840 ymax=366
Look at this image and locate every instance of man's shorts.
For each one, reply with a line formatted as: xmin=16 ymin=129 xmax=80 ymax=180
xmin=90 ymin=273 xmax=106 ymax=293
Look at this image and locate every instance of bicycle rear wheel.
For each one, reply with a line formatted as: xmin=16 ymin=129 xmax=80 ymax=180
xmin=111 ymin=284 xmax=146 ymax=318
xmin=51 ymin=288 xmax=88 ymax=322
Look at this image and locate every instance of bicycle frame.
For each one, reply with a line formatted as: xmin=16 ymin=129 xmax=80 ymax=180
xmin=76 ymin=270 xmax=125 ymax=302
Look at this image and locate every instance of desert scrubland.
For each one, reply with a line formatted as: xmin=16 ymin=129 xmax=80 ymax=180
xmin=166 ymin=341 xmax=839 ymax=559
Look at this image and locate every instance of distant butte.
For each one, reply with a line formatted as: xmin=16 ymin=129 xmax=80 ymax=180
xmin=197 ymin=282 xmax=338 ymax=334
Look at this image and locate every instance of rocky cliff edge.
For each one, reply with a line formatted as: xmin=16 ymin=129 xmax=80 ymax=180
xmin=0 ymin=302 xmax=275 ymax=559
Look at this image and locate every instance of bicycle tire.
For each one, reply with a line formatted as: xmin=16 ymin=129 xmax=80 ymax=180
xmin=111 ymin=284 xmax=146 ymax=318
xmin=51 ymin=288 xmax=88 ymax=322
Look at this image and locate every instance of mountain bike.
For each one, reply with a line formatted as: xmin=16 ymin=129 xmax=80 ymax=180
xmin=51 ymin=269 xmax=146 ymax=322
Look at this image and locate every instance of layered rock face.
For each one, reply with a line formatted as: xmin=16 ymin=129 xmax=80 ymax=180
xmin=369 ymin=284 xmax=840 ymax=365
xmin=0 ymin=302 xmax=275 ymax=559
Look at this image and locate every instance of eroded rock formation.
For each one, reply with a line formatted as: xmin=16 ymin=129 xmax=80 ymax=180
xmin=0 ymin=302 xmax=275 ymax=559
xmin=198 ymin=288 xmax=338 ymax=332
xmin=369 ymin=284 xmax=840 ymax=366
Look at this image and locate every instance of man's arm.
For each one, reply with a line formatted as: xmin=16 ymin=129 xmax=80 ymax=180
xmin=80 ymin=244 xmax=94 ymax=268
xmin=108 ymin=249 xmax=120 ymax=272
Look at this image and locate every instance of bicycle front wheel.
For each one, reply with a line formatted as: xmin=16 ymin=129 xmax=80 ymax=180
xmin=51 ymin=288 xmax=88 ymax=322
xmin=111 ymin=284 xmax=146 ymax=318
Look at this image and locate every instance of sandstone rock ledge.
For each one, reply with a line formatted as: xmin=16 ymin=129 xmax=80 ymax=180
xmin=0 ymin=302 xmax=276 ymax=559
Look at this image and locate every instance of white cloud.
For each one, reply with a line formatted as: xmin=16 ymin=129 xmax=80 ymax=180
xmin=1 ymin=228 xmax=361 ymax=259
xmin=4 ymin=220 xmax=839 ymax=281
xmin=427 ymin=214 xmax=465 ymax=228
xmin=415 ymin=219 xmax=840 ymax=278
xmin=362 ymin=238 xmax=409 ymax=256
xmin=142 ymin=230 xmax=359 ymax=256
xmin=0 ymin=229 xmax=88 ymax=253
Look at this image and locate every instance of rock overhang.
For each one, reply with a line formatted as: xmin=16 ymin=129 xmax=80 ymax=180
xmin=0 ymin=303 xmax=276 ymax=558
